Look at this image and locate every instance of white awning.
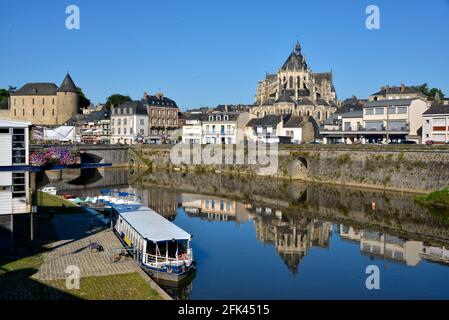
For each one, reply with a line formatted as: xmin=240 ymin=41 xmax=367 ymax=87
xmin=113 ymin=204 xmax=191 ymax=242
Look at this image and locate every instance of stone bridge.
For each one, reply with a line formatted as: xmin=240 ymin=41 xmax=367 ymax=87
xmin=31 ymin=144 xmax=129 ymax=191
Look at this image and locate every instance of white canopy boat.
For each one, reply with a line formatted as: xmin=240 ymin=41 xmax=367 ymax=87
xmin=111 ymin=202 xmax=195 ymax=282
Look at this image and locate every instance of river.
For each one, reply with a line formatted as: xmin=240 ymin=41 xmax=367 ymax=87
xmin=46 ymin=167 xmax=449 ymax=299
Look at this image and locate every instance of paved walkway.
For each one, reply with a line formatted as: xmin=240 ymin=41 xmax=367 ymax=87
xmin=33 ymin=211 xmax=137 ymax=281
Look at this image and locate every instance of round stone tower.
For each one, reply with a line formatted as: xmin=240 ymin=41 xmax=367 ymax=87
xmin=56 ymin=73 xmax=80 ymax=124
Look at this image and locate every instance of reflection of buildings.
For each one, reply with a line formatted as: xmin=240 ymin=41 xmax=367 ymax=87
xmin=252 ymin=205 xmax=332 ymax=275
xmin=180 ymin=194 xmax=251 ymax=223
xmin=339 ymin=225 xmax=449 ymax=266
xmin=130 ymin=188 xmax=178 ymax=221
xmin=0 ymin=120 xmax=31 ymax=252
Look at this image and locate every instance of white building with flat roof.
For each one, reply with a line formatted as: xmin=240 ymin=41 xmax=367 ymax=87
xmin=422 ymin=104 xmax=449 ymax=144
xmin=0 ymin=119 xmax=31 ymax=252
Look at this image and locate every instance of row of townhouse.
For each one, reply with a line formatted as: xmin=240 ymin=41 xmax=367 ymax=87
xmin=110 ymin=92 xmax=180 ymax=145
xmin=320 ymin=85 xmax=448 ymax=144
xmin=181 ymin=112 xmax=318 ymax=144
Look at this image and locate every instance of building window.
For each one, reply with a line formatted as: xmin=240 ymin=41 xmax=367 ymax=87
xmin=118 ymin=119 xmax=121 ymax=125
xmin=32 ymin=98 xmax=35 ymax=105
xmin=375 ymin=107 xmax=384 ymax=115
xmin=124 ymin=119 xmax=127 ymax=125
xmin=365 ymin=108 xmax=374 ymax=115
xmin=12 ymin=172 xmax=26 ymax=198
xmin=32 ymin=109 xmax=35 ymax=116
xmin=140 ymin=129 xmax=144 ymax=134
xmin=42 ymin=109 xmax=45 ymax=116
xmin=388 ymin=107 xmax=396 ymax=114
xmin=118 ymin=128 xmax=121 ymax=134
xmin=397 ymin=107 xmax=407 ymax=114
xmin=140 ymin=119 xmax=144 ymax=125
xmin=124 ymin=128 xmax=127 ymax=134
xmin=52 ymin=98 xmax=55 ymax=105
xmin=12 ymin=129 xmax=26 ymax=164
xmin=22 ymin=98 xmax=24 ymax=105
xmin=14 ymin=109 xmax=16 ymax=116
xmin=52 ymin=109 xmax=55 ymax=116
xmin=224 ymin=115 xmax=229 ymax=121
xmin=130 ymin=127 xmax=133 ymax=134
xmin=22 ymin=109 xmax=25 ymax=116
xmin=112 ymin=119 xmax=115 ymax=126
xmin=42 ymin=98 xmax=45 ymax=104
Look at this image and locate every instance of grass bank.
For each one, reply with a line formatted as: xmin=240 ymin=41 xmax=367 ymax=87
xmin=37 ymin=191 xmax=78 ymax=207
xmin=415 ymin=187 xmax=449 ymax=219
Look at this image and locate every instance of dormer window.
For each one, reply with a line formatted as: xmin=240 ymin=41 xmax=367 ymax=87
xmin=209 ymin=116 xmax=214 ymax=121
xmin=216 ymin=115 xmax=221 ymax=121
xmin=224 ymin=115 xmax=229 ymax=121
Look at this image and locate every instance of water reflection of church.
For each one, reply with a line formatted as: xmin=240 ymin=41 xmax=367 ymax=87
xmin=339 ymin=225 xmax=449 ymax=266
xmin=251 ymin=206 xmax=332 ymax=275
xmin=180 ymin=194 xmax=333 ymax=275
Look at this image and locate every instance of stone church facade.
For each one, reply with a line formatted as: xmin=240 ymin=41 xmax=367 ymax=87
xmin=7 ymin=73 xmax=81 ymax=126
xmin=252 ymin=42 xmax=338 ymax=124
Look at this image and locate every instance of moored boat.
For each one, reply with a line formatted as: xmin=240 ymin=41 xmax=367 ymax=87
xmin=110 ymin=201 xmax=195 ymax=282
xmin=39 ymin=186 xmax=57 ymax=195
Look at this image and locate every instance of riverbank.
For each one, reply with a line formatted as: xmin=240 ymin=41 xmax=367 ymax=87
xmin=0 ymin=252 xmax=161 ymax=300
xmin=129 ymin=144 xmax=449 ymax=193
xmin=415 ymin=188 xmax=449 ymax=216
xmin=0 ymin=208 xmax=168 ymax=300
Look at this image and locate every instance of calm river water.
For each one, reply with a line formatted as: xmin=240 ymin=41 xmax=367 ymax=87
xmin=50 ymin=168 xmax=449 ymax=300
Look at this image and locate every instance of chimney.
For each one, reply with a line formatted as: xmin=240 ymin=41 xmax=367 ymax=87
xmin=400 ymin=83 xmax=405 ymax=93
xmin=155 ymin=92 xmax=164 ymax=100
xmin=143 ymin=91 xmax=148 ymax=99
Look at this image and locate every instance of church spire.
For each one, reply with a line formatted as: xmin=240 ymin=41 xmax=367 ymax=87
xmin=294 ymin=41 xmax=301 ymax=55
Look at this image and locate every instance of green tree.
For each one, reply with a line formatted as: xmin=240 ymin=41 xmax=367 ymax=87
xmin=0 ymin=88 xmax=10 ymax=110
xmin=76 ymin=87 xmax=91 ymax=109
xmin=105 ymin=94 xmax=132 ymax=110
xmin=411 ymin=83 xmax=445 ymax=100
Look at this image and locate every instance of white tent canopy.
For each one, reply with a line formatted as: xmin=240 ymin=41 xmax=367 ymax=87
xmin=44 ymin=126 xmax=75 ymax=141
xmin=114 ymin=205 xmax=192 ymax=242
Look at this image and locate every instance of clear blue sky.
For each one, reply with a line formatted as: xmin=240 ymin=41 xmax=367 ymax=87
xmin=1 ymin=0 xmax=448 ymax=110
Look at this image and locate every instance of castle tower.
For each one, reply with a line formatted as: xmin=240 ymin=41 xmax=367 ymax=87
xmin=56 ymin=73 xmax=80 ymax=124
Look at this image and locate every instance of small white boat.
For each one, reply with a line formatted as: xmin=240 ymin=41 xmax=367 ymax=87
xmin=39 ymin=186 xmax=57 ymax=195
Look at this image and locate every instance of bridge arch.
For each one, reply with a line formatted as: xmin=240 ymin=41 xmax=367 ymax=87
xmin=288 ymin=156 xmax=309 ymax=179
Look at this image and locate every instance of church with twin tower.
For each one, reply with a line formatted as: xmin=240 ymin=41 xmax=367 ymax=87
xmin=252 ymin=42 xmax=338 ymax=124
